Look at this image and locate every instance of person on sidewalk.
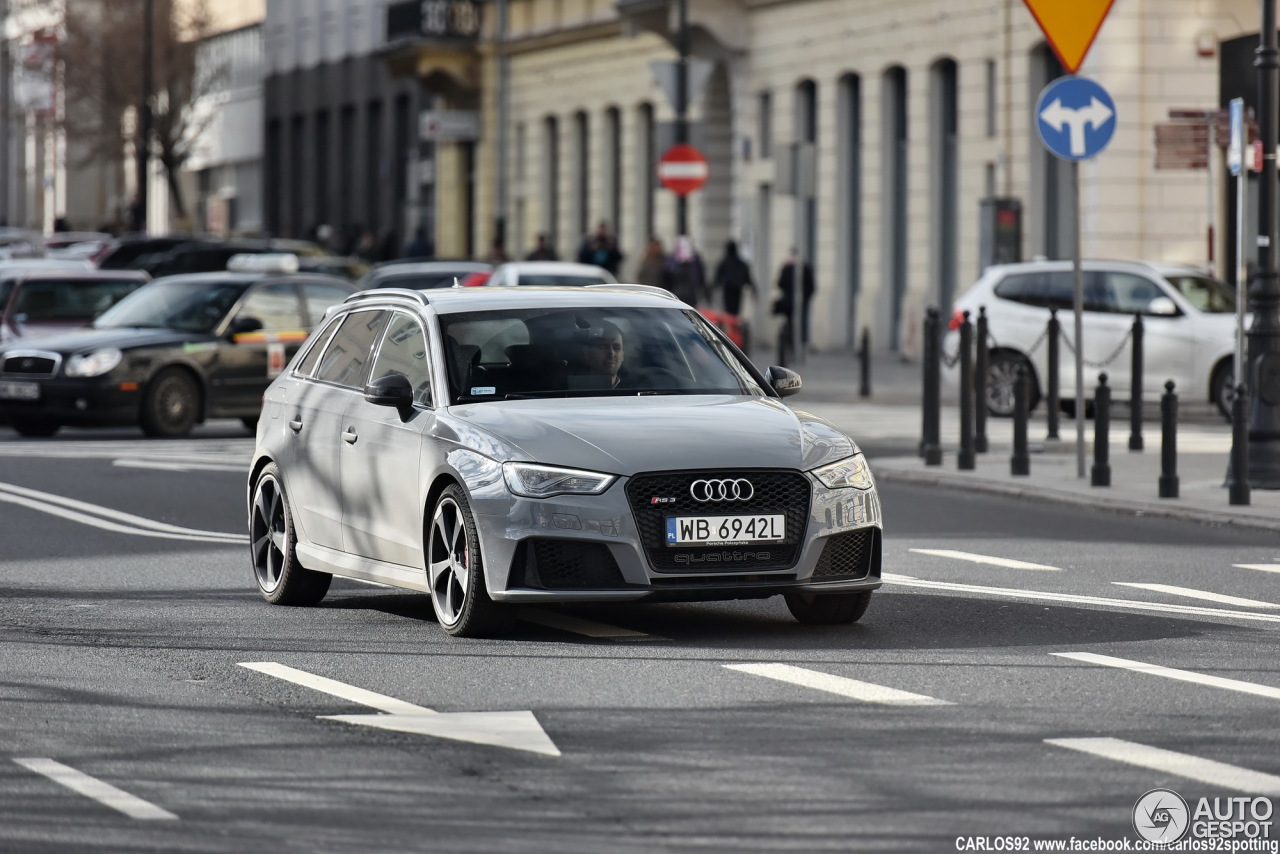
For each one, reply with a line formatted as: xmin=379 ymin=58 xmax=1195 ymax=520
xmin=526 ymin=233 xmax=559 ymax=261
xmin=576 ymin=221 xmax=623 ymax=276
xmin=712 ymin=240 xmax=756 ymax=317
xmin=635 ymin=236 xmax=666 ymax=289
xmin=773 ymin=248 xmax=815 ymax=355
xmin=663 ymin=235 xmax=707 ymax=307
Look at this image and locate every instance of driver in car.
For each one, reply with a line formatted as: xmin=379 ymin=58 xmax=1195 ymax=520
xmin=579 ymin=321 xmax=625 ymax=388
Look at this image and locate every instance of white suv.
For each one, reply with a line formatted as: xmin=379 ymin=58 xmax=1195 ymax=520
xmin=947 ymin=260 xmax=1239 ymax=417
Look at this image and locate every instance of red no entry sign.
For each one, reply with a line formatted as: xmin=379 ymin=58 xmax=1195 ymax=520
xmin=657 ymin=144 xmax=709 ymax=196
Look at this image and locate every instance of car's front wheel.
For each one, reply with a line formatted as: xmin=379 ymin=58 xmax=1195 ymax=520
xmin=141 ymin=367 xmax=199 ymax=437
xmin=784 ymin=590 xmax=872 ymax=625
xmin=250 ymin=463 xmax=331 ymax=606
xmin=427 ymin=484 xmax=511 ymax=638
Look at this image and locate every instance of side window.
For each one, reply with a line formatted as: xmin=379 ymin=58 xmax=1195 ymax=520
xmin=1106 ymin=273 xmax=1165 ymax=315
xmin=994 ymin=273 xmax=1044 ymax=306
xmin=303 ymin=282 xmax=355 ymax=327
xmin=236 ymin=282 xmax=303 ymax=330
xmin=314 ymin=309 xmax=387 ymax=389
xmin=1043 ymin=272 xmax=1074 ymax=311
xmin=1083 ymin=271 xmax=1117 ymax=313
xmin=370 ymin=311 xmax=433 ymax=406
xmin=294 ymin=315 xmax=341 ymax=377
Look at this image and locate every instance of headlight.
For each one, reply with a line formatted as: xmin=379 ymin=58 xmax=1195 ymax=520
xmin=65 ymin=348 xmax=123 ymax=378
xmin=812 ymin=454 xmax=874 ymax=490
xmin=502 ymin=462 xmax=617 ymax=498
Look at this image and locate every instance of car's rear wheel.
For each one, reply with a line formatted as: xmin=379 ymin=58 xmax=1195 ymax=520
xmin=250 ymin=463 xmax=331 ymax=606
xmin=11 ymin=418 xmax=60 ymax=438
xmin=427 ymin=484 xmax=511 ymax=638
xmin=141 ymin=368 xmax=199 ymax=437
xmin=784 ymin=590 xmax=872 ymax=625
xmin=241 ymin=416 xmax=259 ymax=433
xmin=1210 ymin=360 xmax=1234 ymax=420
xmin=986 ymin=351 xmax=1040 ymax=417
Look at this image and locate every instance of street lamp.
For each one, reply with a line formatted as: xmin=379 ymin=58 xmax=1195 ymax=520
xmin=134 ymin=0 xmax=153 ymax=232
xmin=1250 ymin=0 xmax=1280 ymax=488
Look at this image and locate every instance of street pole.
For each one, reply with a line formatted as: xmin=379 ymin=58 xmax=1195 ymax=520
xmin=1250 ymin=0 xmax=1280 ymax=488
xmin=1072 ymin=160 xmax=1085 ymax=479
xmin=675 ymin=0 xmax=688 ymax=238
xmin=494 ymin=0 xmax=509 ymax=253
xmin=0 ymin=0 xmax=9 ymax=226
xmin=135 ymin=0 xmax=154 ymax=233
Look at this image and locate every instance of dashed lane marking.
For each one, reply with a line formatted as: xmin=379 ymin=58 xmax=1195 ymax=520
xmin=520 ymin=609 xmax=653 ymax=640
xmin=1111 ymin=582 xmax=1279 ymax=609
xmin=13 ymin=758 xmax=178 ymax=820
xmin=1052 ymin=652 xmax=1280 ymax=701
xmin=882 ymin=573 xmax=1280 ymax=625
xmin=908 ymin=549 xmax=1060 ymax=571
xmin=724 ymin=663 xmax=953 ymax=706
xmin=1235 ymin=564 xmax=1280 ymax=574
xmin=1046 ymin=738 xmax=1280 ymax=794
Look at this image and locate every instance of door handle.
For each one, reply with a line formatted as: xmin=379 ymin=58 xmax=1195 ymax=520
xmin=288 ymin=417 xmax=303 ymax=432
xmin=342 ymin=428 xmax=358 ymax=444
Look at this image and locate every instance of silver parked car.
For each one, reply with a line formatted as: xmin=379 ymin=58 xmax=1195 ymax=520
xmin=248 ymin=285 xmax=882 ymax=637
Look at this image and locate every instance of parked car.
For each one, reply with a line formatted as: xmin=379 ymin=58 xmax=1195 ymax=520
xmin=44 ymin=232 xmax=113 ymax=260
xmin=0 ymin=269 xmax=150 ymax=343
xmin=0 ymin=254 xmax=356 ymax=438
xmin=947 ymin=260 xmax=1239 ymax=418
xmin=357 ymin=260 xmax=491 ymax=291
xmin=247 ymin=284 xmax=882 ymax=636
xmin=485 ymin=261 xmax=617 ymax=288
xmin=94 ymin=233 xmax=212 ymax=269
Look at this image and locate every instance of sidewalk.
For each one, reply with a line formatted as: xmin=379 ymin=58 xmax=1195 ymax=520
xmin=770 ymin=347 xmax=1280 ymax=535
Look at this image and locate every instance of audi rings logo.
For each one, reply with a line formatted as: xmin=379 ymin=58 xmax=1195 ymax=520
xmin=689 ymin=478 xmax=754 ymax=502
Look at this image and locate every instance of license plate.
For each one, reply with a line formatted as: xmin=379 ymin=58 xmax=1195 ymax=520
xmin=0 ymin=381 xmax=38 ymax=401
xmin=666 ymin=514 xmax=785 ymax=546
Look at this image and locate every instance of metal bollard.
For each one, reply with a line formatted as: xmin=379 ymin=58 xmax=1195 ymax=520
xmin=1228 ymin=383 xmax=1250 ymax=505
xmin=958 ymin=311 xmax=975 ymax=470
xmin=1011 ymin=366 xmax=1030 ymax=476
xmin=1046 ymin=309 xmax=1060 ymax=441
xmin=921 ymin=309 xmax=943 ymax=465
xmin=859 ymin=328 xmax=871 ymax=398
xmin=1159 ymin=380 xmax=1179 ymax=499
xmin=1129 ymin=314 xmax=1144 ymax=451
xmin=975 ymin=306 xmax=989 ymax=453
xmin=1091 ymin=373 xmax=1111 ymax=487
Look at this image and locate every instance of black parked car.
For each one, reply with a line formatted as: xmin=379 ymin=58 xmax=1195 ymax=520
xmin=0 ymin=257 xmax=355 ymax=437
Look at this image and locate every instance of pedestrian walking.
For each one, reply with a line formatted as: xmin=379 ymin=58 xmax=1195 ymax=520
xmin=576 ymin=220 xmax=623 ymax=275
xmin=712 ymin=240 xmax=755 ymax=318
xmin=526 ymin=233 xmax=559 ymax=261
xmin=773 ymin=247 xmax=815 ymax=356
xmin=405 ymin=227 xmax=432 ymax=259
xmin=662 ymin=235 xmax=707 ymax=307
xmin=486 ymin=238 xmax=511 ymax=264
xmin=635 ymin=236 xmax=666 ymax=289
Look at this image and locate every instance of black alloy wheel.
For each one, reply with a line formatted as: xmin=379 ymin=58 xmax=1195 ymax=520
xmin=141 ymin=368 xmax=200 ymax=438
xmin=250 ymin=463 xmax=331 ymax=606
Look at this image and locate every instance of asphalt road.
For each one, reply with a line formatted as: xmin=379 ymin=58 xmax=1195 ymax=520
xmin=1 ymin=424 xmax=1278 ymax=852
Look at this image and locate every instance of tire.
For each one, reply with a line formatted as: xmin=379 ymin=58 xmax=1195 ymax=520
xmin=986 ymin=351 xmax=1040 ymax=417
xmin=241 ymin=416 xmax=260 ymax=433
xmin=1210 ymin=361 xmax=1234 ymax=421
xmin=784 ymin=590 xmax=872 ymax=625
xmin=426 ymin=484 xmax=512 ymax=638
xmin=141 ymin=368 xmax=200 ymax=437
xmin=11 ymin=419 xmax=60 ymax=438
xmin=250 ymin=463 xmax=331 ymax=606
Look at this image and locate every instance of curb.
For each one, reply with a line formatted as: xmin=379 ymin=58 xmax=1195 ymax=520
xmin=875 ymin=466 xmax=1280 ymax=535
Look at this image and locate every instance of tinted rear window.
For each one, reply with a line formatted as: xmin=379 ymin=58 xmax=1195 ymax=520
xmin=994 ymin=271 xmax=1073 ymax=309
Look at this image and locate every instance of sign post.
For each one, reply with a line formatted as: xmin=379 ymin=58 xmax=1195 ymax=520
xmin=1227 ymin=97 xmax=1251 ymax=504
xmin=1035 ymin=76 xmax=1117 ymax=479
xmin=657 ymin=143 xmax=709 ymax=197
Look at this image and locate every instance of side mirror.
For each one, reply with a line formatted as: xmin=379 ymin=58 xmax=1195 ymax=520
xmin=768 ymin=365 xmax=803 ymax=397
xmin=1146 ymin=296 xmax=1179 ymax=317
xmin=227 ymin=315 xmax=264 ymax=338
xmin=364 ymin=372 xmax=415 ymax=414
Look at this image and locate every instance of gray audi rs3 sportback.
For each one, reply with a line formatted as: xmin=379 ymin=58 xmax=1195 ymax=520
xmin=248 ymin=285 xmax=882 ymax=637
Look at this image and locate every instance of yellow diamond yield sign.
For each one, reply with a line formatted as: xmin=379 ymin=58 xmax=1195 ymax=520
xmin=1022 ymin=0 xmax=1117 ymax=74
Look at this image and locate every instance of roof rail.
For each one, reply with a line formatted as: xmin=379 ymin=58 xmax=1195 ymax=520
xmin=343 ymin=287 xmax=431 ymax=306
xmin=585 ymin=283 xmax=678 ymax=300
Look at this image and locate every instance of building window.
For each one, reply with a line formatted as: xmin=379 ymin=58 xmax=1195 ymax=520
xmin=985 ymin=59 xmax=997 ymax=138
xmin=882 ymin=66 xmax=909 ymax=351
xmin=637 ymin=102 xmax=655 ymax=240
xmin=795 ymin=80 xmax=818 ymax=264
xmin=837 ymin=73 xmax=862 ymax=349
xmin=931 ymin=58 xmax=959 ymax=313
xmin=758 ymin=91 xmax=772 ymax=159
xmin=543 ymin=115 xmax=560 ymax=251
xmin=606 ymin=106 xmax=622 ymax=242
xmin=573 ymin=110 xmax=590 ymax=242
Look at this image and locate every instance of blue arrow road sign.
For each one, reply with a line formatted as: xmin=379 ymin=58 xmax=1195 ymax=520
xmin=1036 ymin=76 xmax=1117 ymax=161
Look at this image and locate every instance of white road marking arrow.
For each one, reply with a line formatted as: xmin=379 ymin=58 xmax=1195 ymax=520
xmin=1040 ymin=96 xmax=1114 ymax=156
xmin=239 ymin=662 xmax=561 ymax=757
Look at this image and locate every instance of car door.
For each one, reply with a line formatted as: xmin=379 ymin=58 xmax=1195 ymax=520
xmin=210 ymin=281 xmax=307 ymax=414
xmin=340 ymin=310 xmax=434 ymax=567
xmin=286 ymin=308 xmax=387 ymax=550
xmin=1100 ymin=271 xmax=1193 ymax=398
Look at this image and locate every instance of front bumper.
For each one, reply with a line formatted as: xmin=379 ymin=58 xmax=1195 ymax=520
xmin=467 ymin=469 xmax=883 ymax=604
xmin=0 ymin=376 xmax=140 ymax=427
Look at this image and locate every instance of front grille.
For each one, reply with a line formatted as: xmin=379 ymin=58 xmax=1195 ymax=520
xmin=626 ymin=469 xmax=811 ymax=572
xmin=515 ymin=539 xmax=627 ymax=590
xmin=811 ymin=528 xmax=877 ymax=579
xmin=1 ymin=351 xmax=60 ymax=377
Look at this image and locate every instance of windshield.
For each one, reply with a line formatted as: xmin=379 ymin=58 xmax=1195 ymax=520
xmin=12 ymin=279 xmax=142 ymax=323
xmin=93 ymin=279 xmax=249 ymax=333
xmin=440 ymin=306 xmax=765 ymax=402
xmin=1162 ymin=274 xmax=1236 ymax=313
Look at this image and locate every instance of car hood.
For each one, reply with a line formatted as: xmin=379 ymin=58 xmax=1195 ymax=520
xmin=444 ymin=395 xmax=858 ymax=475
xmin=0 ymin=326 xmax=204 ymax=354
